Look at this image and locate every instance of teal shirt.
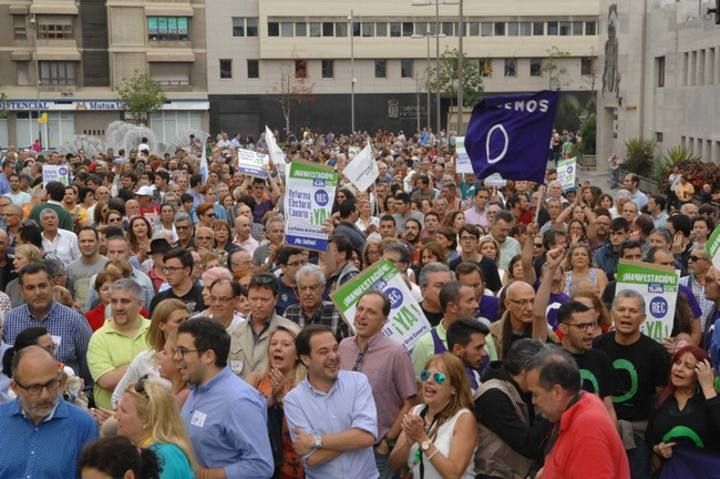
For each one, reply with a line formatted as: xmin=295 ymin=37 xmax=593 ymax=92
xmin=150 ymin=442 xmax=194 ymax=479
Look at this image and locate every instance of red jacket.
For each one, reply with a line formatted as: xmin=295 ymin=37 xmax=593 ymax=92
xmin=85 ymin=304 xmax=151 ymax=332
xmin=542 ymin=393 xmax=629 ymax=479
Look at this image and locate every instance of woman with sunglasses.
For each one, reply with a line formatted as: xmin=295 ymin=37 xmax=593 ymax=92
xmin=111 ymin=299 xmax=190 ymax=409
xmin=247 ymin=326 xmax=306 ymax=479
xmin=195 ymin=202 xmax=216 ymax=229
xmin=646 ymin=345 xmax=720 ymax=474
xmin=389 ymin=353 xmax=477 ymax=479
xmin=115 ymin=377 xmax=195 ymax=478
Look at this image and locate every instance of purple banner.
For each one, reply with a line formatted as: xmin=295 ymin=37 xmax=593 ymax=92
xmin=465 ymin=90 xmax=559 ymax=184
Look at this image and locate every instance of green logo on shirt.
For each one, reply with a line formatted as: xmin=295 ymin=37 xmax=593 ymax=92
xmin=580 ymin=368 xmax=600 ymax=394
xmin=612 ymin=358 xmax=638 ymax=403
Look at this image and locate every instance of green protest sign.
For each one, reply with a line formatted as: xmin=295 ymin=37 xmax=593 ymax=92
xmin=615 ymin=260 xmax=679 ymax=343
xmin=331 ymin=259 xmax=431 ymax=351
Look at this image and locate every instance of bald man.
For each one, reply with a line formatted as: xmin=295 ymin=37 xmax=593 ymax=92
xmin=0 ymin=346 xmax=98 ymax=477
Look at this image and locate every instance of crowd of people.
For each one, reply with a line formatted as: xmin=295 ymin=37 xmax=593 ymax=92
xmin=0 ymin=127 xmax=719 ymax=479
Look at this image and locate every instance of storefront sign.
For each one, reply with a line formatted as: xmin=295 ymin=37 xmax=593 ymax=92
xmin=332 ymin=259 xmax=431 ymax=351
xmin=284 ymin=160 xmax=337 ymax=252
xmin=1 ymin=100 xmax=209 ymax=112
xmin=615 ymin=260 xmax=679 ymax=343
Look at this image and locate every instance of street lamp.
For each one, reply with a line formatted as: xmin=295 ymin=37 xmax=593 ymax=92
xmin=457 ymin=0 xmax=464 ymax=135
xmin=412 ymin=0 xmax=458 ymax=135
xmin=412 ymin=32 xmax=446 ymax=131
xmin=348 ymin=10 xmax=355 ymax=133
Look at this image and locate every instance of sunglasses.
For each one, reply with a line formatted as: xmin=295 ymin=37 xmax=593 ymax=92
xmin=420 ymin=369 xmax=446 ymax=385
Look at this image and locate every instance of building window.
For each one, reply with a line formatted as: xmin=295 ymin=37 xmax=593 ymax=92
xmin=246 ymin=18 xmax=258 ymax=37
xmin=362 ymin=22 xmax=374 ymax=37
xmin=390 ymin=22 xmax=401 ymax=37
xmin=415 ymin=22 xmax=429 ymax=36
xmin=147 ymin=17 xmax=189 ymax=41
xmin=39 ymin=61 xmax=75 ymax=85
xmin=280 ymin=22 xmax=293 ymax=37
xmin=656 ymin=132 xmax=663 ymax=142
xmin=268 ymin=22 xmax=279 ymax=37
xmin=581 ymin=57 xmax=595 ymax=76
xmin=219 ymin=59 xmax=232 ymax=79
xmin=572 ymin=21 xmax=584 ymax=35
xmin=309 ymin=22 xmax=321 ymax=37
xmin=401 ymin=59 xmax=414 ymax=78
xmin=585 ymin=21 xmax=597 ymax=35
xmin=295 ymin=60 xmax=307 ymax=78
xmin=656 ymin=56 xmax=665 ymax=87
xmin=403 ymin=22 xmax=414 ymax=37
xmin=559 ymin=21 xmax=571 ymax=36
xmin=38 ymin=23 xmax=73 ymax=39
xmin=376 ymin=22 xmax=387 ymax=36
xmin=296 ymin=22 xmax=307 ymax=36
xmin=375 ymin=59 xmax=387 ymax=78
xmin=150 ymin=63 xmax=190 ymax=86
xmin=508 ymin=22 xmax=519 ymax=36
xmin=468 ymin=22 xmax=480 ymax=36
xmin=232 ymin=17 xmax=245 ymax=36
xmin=442 ymin=22 xmax=454 ymax=36
xmin=335 ymin=22 xmax=347 ymax=37
xmin=532 ymin=21 xmax=544 ymax=35
xmin=232 ymin=17 xmax=257 ymax=37
xmin=321 ymin=59 xmax=334 ymax=78
xmin=547 ymin=21 xmax=558 ymax=35
xmin=247 ymin=59 xmax=259 ymax=78
xmin=480 ymin=22 xmax=493 ymax=37
xmin=504 ymin=58 xmax=516 ymax=77
xmin=508 ymin=22 xmax=530 ymax=36
xmin=530 ymin=58 xmax=542 ymax=77
xmin=322 ymin=22 xmax=334 ymax=37
xmin=494 ymin=22 xmax=505 ymax=36
xmin=14 ymin=16 xmax=27 ymax=39
xmin=479 ymin=58 xmax=492 ymax=77
xmin=16 ymin=62 xmax=30 ymax=85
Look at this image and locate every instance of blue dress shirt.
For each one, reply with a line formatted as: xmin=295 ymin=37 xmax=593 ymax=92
xmin=182 ymin=367 xmax=274 ymax=478
xmin=0 ymin=398 xmax=98 ymax=478
xmin=284 ymin=370 xmax=379 ymax=479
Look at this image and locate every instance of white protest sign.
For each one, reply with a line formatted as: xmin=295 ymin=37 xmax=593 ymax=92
xmin=331 ymin=259 xmax=431 ymax=351
xmin=615 ymin=260 xmax=679 ymax=343
xmin=483 ymin=172 xmax=507 ymax=188
xmin=455 ymin=136 xmax=474 ymax=174
xmin=342 ymin=143 xmax=378 ymax=192
xmin=43 ymin=164 xmax=72 ymax=186
xmin=265 ymin=126 xmax=287 ymax=175
xmin=237 ymin=148 xmax=269 ymax=178
xmin=284 ymin=160 xmax=338 ymax=252
xmin=557 ymin=157 xmax=577 ymax=191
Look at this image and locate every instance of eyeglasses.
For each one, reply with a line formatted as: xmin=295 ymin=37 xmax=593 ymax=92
xmin=134 ymin=374 xmax=149 ymax=396
xmin=108 ymin=217 xmax=122 ymax=223
xmin=250 ymin=274 xmax=276 ymax=287
xmin=196 ymin=236 xmax=213 ymax=241
xmin=287 ymin=260 xmax=308 ymax=267
xmin=15 ymin=375 xmax=61 ymax=395
xmin=174 ymin=346 xmax=205 ymax=358
xmin=533 ymin=243 xmax=544 ymax=248
xmin=176 ymin=225 xmax=191 ymax=230
xmin=163 ymin=266 xmax=186 ymax=273
xmin=690 ymin=255 xmax=708 ymax=262
xmin=205 ymin=213 xmax=215 ymax=218
xmin=420 ymin=370 xmax=446 ymax=385
xmin=567 ymin=321 xmax=598 ymax=331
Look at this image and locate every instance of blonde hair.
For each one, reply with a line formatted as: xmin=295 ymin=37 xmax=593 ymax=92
xmin=15 ymin=244 xmax=43 ymax=263
xmin=125 ymin=380 xmax=196 ymax=471
xmin=424 ymin=353 xmax=473 ymax=424
xmin=262 ymin=326 xmax=306 ymax=403
xmin=478 ymin=237 xmax=501 ymax=263
xmin=146 ymin=299 xmax=187 ymax=352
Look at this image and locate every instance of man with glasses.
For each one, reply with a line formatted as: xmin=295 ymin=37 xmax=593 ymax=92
xmin=3 ymin=263 xmax=93 ymax=391
xmin=0 ymin=345 xmax=98 ymax=478
xmin=285 ymin=324 xmax=379 ymax=479
xmin=275 ymin=246 xmax=305 ymax=315
xmin=227 ymin=273 xmax=299 ymax=378
xmin=681 ymin=245 xmax=715 ymax=321
xmin=339 ymin=291 xmax=417 ymax=478
xmin=193 ymin=226 xmax=216 ymax=253
xmin=87 ymin=278 xmax=150 ymax=410
xmin=149 ymin=248 xmax=206 ymax=315
xmin=285 ymin=264 xmax=348 ymax=341
xmin=178 ymin=318 xmax=274 ymax=478
xmin=206 ymin=278 xmax=244 ymax=331
xmin=556 ymin=301 xmax=617 ymax=422
xmin=174 ymin=212 xmax=195 ymax=250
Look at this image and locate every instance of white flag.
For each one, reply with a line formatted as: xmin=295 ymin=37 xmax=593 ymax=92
xmin=265 ymin=126 xmax=286 ymax=174
xmin=343 ymin=144 xmax=378 ymax=192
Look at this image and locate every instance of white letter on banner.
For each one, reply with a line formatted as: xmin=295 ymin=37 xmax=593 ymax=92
xmin=486 ymin=124 xmax=509 ymax=164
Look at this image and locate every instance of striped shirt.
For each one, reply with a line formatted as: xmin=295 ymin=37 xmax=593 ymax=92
xmin=283 ymin=301 xmax=350 ymax=341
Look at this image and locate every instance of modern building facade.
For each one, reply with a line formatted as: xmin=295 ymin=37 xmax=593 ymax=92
xmin=597 ymin=0 xmax=720 ymax=165
xmin=0 ymin=0 xmax=209 ymax=149
xmin=206 ymin=0 xmax=599 ymax=137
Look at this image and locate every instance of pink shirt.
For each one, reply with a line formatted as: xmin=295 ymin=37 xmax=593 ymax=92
xmin=339 ymin=334 xmax=417 ymax=441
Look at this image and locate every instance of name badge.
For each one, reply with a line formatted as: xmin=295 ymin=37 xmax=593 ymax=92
xmin=191 ymin=410 xmax=207 ymax=428
xmin=51 ymin=335 xmax=62 ymax=348
xmin=230 ymin=360 xmax=244 ymax=374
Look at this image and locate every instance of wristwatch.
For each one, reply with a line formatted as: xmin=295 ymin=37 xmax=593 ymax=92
xmin=385 ymin=437 xmax=397 ymax=449
xmin=420 ymin=440 xmax=432 ymax=452
xmin=312 ymin=435 xmax=323 ymax=449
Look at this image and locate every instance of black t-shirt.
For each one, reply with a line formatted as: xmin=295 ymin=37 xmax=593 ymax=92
xmin=647 ymin=394 xmax=720 ymax=451
xmin=149 ymin=283 xmax=206 ymax=315
xmin=571 ymin=349 xmax=615 ymax=398
xmin=421 ymin=305 xmax=444 ymax=327
xmin=593 ymin=332 xmax=669 ymax=421
xmin=448 ymin=256 xmax=502 ymax=293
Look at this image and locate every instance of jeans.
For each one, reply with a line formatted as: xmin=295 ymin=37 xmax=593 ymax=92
xmin=375 ymin=450 xmax=396 ymax=479
xmin=610 ymin=168 xmax=620 ymax=188
xmin=627 ymin=435 xmax=652 ymax=479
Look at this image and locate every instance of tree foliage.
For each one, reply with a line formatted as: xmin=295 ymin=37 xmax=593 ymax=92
xmin=271 ymin=63 xmax=314 ymax=137
xmin=427 ymin=49 xmax=484 ymax=107
xmin=542 ymin=46 xmax=570 ymax=90
xmin=117 ymin=71 xmax=167 ymax=124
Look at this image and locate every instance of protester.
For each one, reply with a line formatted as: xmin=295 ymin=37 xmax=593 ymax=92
xmin=78 ymin=436 xmax=161 ymax=479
